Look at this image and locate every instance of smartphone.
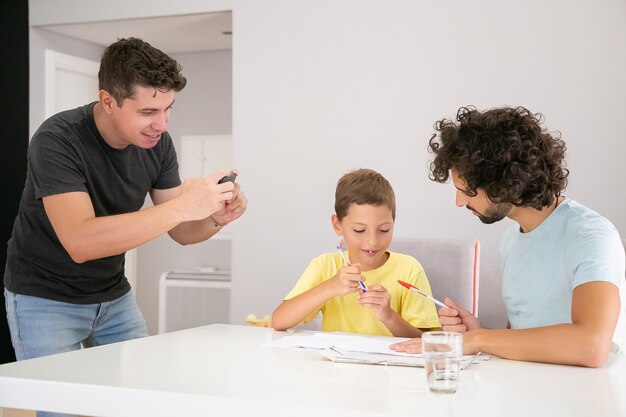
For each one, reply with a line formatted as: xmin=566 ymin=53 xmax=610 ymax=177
xmin=218 ymin=173 xmax=237 ymax=184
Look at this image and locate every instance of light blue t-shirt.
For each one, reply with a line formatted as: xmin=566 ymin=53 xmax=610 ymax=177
xmin=500 ymin=199 xmax=625 ymax=350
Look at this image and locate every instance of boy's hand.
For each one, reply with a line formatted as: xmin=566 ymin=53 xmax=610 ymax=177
xmin=438 ymin=297 xmax=482 ymax=332
xmin=358 ymin=284 xmax=392 ymax=321
xmin=330 ymin=264 xmax=365 ymax=296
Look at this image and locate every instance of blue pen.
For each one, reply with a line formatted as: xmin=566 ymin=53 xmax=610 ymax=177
xmin=336 ymin=246 xmax=367 ymax=292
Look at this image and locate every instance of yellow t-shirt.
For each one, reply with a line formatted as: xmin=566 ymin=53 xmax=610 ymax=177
xmin=284 ymin=251 xmax=441 ymax=336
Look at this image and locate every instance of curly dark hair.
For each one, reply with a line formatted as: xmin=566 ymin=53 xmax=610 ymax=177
xmin=428 ymin=106 xmax=569 ymax=210
xmin=98 ymin=37 xmax=187 ymax=106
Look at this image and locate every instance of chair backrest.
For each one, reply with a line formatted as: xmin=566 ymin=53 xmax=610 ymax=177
xmin=623 ymin=239 xmax=626 ymax=279
xmin=389 ymin=237 xmax=480 ymax=317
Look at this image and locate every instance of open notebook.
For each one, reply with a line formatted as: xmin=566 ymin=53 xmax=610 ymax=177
xmin=265 ymin=331 xmax=488 ymax=368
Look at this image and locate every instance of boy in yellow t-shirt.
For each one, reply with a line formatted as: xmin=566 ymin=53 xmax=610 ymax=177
xmin=271 ymin=168 xmax=441 ymax=337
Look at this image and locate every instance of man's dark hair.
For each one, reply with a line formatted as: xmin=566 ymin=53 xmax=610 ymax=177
xmin=428 ymin=106 xmax=569 ymax=210
xmin=98 ymin=37 xmax=187 ymax=106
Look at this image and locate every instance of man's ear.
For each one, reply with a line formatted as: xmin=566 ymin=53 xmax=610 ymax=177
xmin=99 ymin=90 xmax=116 ymax=113
xmin=331 ymin=214 xmax=342 ymax=236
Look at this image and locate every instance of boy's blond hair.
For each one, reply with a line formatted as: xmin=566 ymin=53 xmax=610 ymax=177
xmin=334 ymin=168 xmax=396 ymax=221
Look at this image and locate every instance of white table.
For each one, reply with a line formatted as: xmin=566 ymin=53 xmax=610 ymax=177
xmin=0 ymin=324 xmax=624 ymax=417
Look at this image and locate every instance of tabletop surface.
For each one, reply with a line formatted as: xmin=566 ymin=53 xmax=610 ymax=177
xmin=0 ymin=324 xmax=624 ymax=417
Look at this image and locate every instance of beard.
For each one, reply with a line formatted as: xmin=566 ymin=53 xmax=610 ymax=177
xmin=471 ymin=202 xmax=513 ymax=224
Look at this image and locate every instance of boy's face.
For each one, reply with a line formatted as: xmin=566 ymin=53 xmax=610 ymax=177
xmin=332 ymin=203 xmax=394 ymax=270
xmin=101 ymin=85 xmax=175 ymax=149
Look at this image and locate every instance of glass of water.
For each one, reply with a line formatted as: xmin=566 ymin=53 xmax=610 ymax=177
xmin=422 ymin=331 xmax=463 ymax=394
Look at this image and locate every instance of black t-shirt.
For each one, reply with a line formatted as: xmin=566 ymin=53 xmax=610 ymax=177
xmin=4 ymin=102 xmax=181 ymax=304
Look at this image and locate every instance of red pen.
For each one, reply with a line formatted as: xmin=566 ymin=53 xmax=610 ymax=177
xmin=397 ymin=280 xmax=447 ymax=308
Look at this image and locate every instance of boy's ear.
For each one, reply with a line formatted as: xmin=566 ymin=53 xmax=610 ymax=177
xmin=331 ymin=214 xmax=342 ymax=236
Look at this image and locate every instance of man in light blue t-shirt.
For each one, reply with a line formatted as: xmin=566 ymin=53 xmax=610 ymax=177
xmin=391 ymin=106 xmax=625 ymax=367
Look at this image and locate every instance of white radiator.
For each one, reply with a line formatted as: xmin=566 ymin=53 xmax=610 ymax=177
xmin=158 ymin=269 xmax=231 ymax=334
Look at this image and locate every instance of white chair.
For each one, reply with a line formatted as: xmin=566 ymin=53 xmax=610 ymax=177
xmin=389 ymin=237 xmax=481 ymax=317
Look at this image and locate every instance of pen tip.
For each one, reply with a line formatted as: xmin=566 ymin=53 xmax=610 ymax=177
xmin=397 ymin=280 xmax=410 ymax=289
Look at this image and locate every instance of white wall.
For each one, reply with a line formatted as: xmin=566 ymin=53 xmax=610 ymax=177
xmin=27 ymin=0 xmax=626 ymax=331
xmin=231 ymin=0 xmax=626 ymax=327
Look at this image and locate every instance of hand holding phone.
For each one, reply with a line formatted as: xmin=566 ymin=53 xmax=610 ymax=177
xmin=218 ymin=173 xmax=238 ymax=184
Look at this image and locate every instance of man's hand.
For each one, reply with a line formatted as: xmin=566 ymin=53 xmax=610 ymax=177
xmin=210 ymin=176 xmax=248 ymax=226
xmin=438 ymin=298 xmax=482 ymax=332
xmin=177 ymin=170 xmax=234 ymax=222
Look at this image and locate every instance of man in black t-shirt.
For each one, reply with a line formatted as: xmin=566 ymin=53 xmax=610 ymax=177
xmin=3 ymin=38 xmax=247 ymax=386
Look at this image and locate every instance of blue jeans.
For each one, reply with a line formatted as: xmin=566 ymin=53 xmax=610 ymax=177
xmin=4 ymin=289 xmax=148 ymax=417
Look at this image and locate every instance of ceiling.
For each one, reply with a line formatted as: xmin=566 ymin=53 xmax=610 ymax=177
xmin=38 ymin=12 xmax=232 ymax=54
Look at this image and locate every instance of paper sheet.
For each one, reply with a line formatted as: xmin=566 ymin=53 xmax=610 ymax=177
xmin=265 ymin=331 xmax=489 ymax=367
xmin=265 ymin=331 xmax=413 ymax=355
